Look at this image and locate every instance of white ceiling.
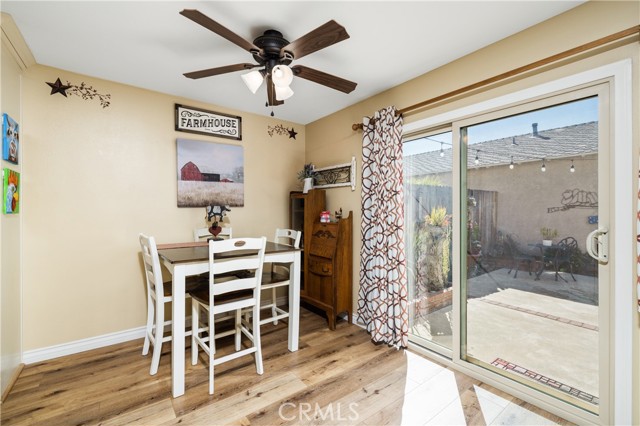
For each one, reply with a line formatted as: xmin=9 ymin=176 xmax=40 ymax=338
xmin=2 ymin=1 xmax=583 ymax=124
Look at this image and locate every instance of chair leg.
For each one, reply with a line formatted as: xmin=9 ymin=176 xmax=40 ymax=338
xmin=142 ymin=295 xmax=154 ymax=356
xmin=235 ymin=309 xmax=242 ymax=352
xmin=191 ymin=300 xmax=199 ymax=366
xmin=150 ymin=301 xmax=164 ymax=376
xmin=209 ymin=305 xmax=215 ymax=395
xmin=271 ymin=287 xmax=278 ymax=325
xmin=253 ymin=305 xmax=263 ymax=375
xmin=569 ymin=264 xmax=577 ymax=281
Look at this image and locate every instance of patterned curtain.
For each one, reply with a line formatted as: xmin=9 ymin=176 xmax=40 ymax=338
xmin=357 ymin=106 xmax=408 ymax=349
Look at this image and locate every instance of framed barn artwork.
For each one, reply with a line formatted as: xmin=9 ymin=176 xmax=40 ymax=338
xmin=176 ymin=138 xmax=244 ymax=207
xmin=3 ymin=168 xmax=19 ymax=214
xmin=2 ymin=113 xmax=19 ymax=164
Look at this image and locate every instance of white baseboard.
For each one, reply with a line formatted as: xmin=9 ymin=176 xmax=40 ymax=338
xmin=22 ymin=297 xmax=292 ymax=365
xmin=22 ymin=326 xmax=146 ymax=365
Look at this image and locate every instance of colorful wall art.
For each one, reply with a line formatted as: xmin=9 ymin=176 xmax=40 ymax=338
xmin=3 ymin=168 xmax=20 ymax=214
xmin=2 ymin=113 xmax=19 ymax=164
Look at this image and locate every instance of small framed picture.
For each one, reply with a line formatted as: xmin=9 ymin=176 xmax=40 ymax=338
xmin=2 ymin=113 xmax=19 ymax=164
xmin=3 ymin=168 xmax=19 ymax=214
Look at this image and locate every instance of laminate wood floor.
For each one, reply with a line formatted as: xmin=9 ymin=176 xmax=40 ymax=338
xmin=1 ymin=308 xmax=574 ymax=425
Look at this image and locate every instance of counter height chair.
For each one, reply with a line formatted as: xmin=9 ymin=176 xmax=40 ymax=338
xmin=260 ymin=229 xmax=301 ymax=326
xmin=190 ymin=237 xmax=266 ymax=394
xmin=139 ymin=233 xmax=201 ymax=375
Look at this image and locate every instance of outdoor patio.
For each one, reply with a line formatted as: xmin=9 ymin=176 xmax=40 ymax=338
xmin=410 ymin=268 xmax=599 ymax=406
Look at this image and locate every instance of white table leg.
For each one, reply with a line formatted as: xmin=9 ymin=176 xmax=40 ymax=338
xmin=172 ymin=267 xmax=186 ymax=398
xmin=288 ymin=251 xmax=301 ymax=351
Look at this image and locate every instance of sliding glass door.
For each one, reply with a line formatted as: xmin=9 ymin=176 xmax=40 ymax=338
xmin=404 ymin=130 xmax=454 ymax=355
xmin=404 ymin=83 xmax=610 ymax=416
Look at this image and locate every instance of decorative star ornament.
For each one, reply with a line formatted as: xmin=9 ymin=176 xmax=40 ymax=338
xmin=288 ymin=128 xmax=298 ymax=139
xmin=46 ymin=78 xmax=72 ymax=97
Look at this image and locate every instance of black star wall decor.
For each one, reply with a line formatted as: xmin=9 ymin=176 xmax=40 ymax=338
xmin=45 ymin=77 xmax=111 ymax=108
xmin=46 ymin=78 xmax=71 ymax=97
xmin=267 ymin=124 xmax=297 ymax=140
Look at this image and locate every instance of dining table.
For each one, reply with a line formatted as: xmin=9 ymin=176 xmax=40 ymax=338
xmin=157 ymin=240 xmax=302 ymax=398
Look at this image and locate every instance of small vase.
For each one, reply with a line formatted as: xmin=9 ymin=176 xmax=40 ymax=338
xmin=302 ymin=177 xmax=314 ymax=194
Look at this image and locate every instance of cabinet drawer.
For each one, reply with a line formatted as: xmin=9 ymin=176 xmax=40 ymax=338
xmin=308 ymin=257 xmax=333 ymax=276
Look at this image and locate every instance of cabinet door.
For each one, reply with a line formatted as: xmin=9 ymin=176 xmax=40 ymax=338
xmin=307 ymin=256 xmax=334 ymax=307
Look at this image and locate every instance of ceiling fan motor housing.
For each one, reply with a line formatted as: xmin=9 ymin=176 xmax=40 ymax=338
xmin=252 ymin=30 xmax=293 ymax=69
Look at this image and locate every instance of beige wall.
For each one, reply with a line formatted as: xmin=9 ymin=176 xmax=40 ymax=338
xmin=306 ymin=1 xmax=639 ymax=424
xmin=20 ymin=65 xmax=305 ymax=350
xmin=0 ymin=13 xmax=29 ymax=397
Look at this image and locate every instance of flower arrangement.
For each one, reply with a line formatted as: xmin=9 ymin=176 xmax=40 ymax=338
xmin=297 ymin=163 xmax=316 ymax=181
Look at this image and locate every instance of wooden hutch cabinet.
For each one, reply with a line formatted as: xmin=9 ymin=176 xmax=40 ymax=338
xmin=303 ymin=212 xmax=352 ymax=330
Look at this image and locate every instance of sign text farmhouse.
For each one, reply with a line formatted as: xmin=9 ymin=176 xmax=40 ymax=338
xmin=175 ymin=104 xmax=242 ymax=140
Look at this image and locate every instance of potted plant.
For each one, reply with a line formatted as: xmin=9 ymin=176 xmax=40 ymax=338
xmin=540 ymin=227 xmax=558 ymax=246
xmin=297 ymin=163 xmax=316 ymax=193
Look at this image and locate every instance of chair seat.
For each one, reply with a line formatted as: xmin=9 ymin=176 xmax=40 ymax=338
xmin=261 ymin=271 xmax=290 ymax=287
xmin=160 ymin=278 xmax=207 ymax=298
xmin=189 ymin=288 xmax=253 ymax=306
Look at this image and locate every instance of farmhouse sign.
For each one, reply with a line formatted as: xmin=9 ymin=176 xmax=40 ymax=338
xmin=175 ymin=104 xmax=242 ymax=141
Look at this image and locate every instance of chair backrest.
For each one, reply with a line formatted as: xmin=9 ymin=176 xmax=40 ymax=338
xmin=208 ymin=237 xmax=266 ymax=298
xmin=139 ymin=233 xmax=163 ymax=299
xmin=274 ymin=228 xmax=301 ymax=249
xmin=193 ymin=226 xmax=233 ymax=242
xmin=556 ymin=236 xmax=578 ymax=261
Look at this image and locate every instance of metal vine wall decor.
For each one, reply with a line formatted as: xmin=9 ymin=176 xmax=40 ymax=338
xmin=547 ymin=188 xmax=598 ymax=213
xmin=267 ymin=124 xmax=297 ymax=139
xmin=313 ymin=156 xmax=356 ymax=191
xmin=45 ymin=77 xmax=111 ymax=108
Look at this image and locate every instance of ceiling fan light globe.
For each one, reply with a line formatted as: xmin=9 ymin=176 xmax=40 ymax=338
xmin=241 ymin=70 xmax=264 ymax=94
xmin=275 ymin=85 xmax=294 ymax=101
xmin=272 ymin=65 xmax=293 ymax=87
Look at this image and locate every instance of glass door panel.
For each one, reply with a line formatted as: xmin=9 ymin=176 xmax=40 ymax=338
xmin=461 ymin=96 xmax=603 ymax=413
xmin=404 ymin=131 xmax=454 ymax=354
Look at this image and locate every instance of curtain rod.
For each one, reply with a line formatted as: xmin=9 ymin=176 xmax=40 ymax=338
xmin=351 ymin=25 xmax=640 ymax=132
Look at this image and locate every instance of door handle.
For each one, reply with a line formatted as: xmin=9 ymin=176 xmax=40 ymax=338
xmin=586 ymin=227 xmax=609 ymax=263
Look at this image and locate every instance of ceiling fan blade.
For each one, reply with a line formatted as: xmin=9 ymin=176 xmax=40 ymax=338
xmin=266 ymin=75 xmax=284 ymax=106
xmin=184 ymin=63 xmax=259 ymax=79
xmin=180 ymin=9 xmax=260 ymax=53
xmin=292 ymin=65 xmax=357 ymax=94
xmin=281 ymin=20 xmax=349 ymax=60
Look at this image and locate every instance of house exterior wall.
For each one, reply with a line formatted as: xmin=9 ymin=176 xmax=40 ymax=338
xmin=408 ymin=155 xmax=598 ymax=252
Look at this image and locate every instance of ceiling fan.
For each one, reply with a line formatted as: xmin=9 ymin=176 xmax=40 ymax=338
xmin=180 ymin=9 xmax=357 ymax=113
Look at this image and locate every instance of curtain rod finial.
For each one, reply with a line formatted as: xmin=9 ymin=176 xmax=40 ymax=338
xmin=352 ymin=123 xmax=363 ymax=131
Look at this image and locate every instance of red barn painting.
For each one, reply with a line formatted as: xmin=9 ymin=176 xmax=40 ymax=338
xmin=181 ymin=161 xmax=202 ymax=181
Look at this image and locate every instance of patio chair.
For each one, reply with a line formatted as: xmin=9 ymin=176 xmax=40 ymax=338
xmin=552 ymin=236 xmax=578 ymax=282
xmin=505 ymin=234 xmax=538 ymax=278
